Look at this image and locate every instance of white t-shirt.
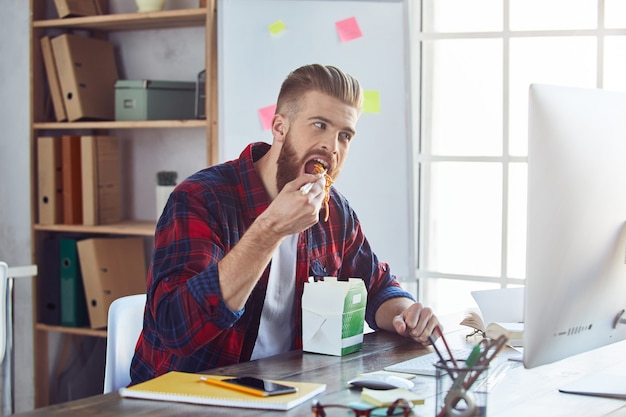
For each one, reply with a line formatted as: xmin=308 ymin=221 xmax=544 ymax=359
xmin=250 ymin=234 xmax=298 ymax=360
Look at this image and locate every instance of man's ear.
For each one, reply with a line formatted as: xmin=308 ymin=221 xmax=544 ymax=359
xmin=272 ymin=114 xmax=288 ymax=142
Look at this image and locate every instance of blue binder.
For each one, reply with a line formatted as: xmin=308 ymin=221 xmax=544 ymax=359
xmin=38 ymin=236 xmax=61 ymax=325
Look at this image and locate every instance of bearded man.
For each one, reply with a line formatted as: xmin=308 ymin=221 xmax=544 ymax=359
xmin=130 ymin=64 xmax=440 ymax=385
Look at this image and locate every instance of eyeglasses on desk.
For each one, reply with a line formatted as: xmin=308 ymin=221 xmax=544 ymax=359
xmin=311 ymin=398 xmax=414 ymax=416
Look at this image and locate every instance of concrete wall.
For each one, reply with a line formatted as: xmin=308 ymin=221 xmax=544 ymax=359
xmin=0 ymin=0 xmax=35 ymax=413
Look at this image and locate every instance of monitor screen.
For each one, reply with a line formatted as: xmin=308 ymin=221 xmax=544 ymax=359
xmin=523 ymin=84 xmax=626 ymax=369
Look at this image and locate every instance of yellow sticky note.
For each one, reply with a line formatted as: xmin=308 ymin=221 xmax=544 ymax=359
xmin=363 ymin=90 xmax=381 ymax=113
xmin=269 ymin=20 xmax=286 ymax=35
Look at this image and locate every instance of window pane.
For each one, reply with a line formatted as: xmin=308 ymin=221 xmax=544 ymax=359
xmin=507 ymin=163 xmax=527 ymax=279
xmin=421 ymin=278 xmax=498 ymax=317
xmin=423 ymin=39 xmax=503 ymax=156
xmin=605 ymin=0 xmax=626 ymax=28
xmin=423 ymin=0 xmax=503 ymax=33
xmin=425 ymin=162 xmax=502 ymax=276
xmin=508 ymin=37 xmax=597 ymax=156
xmin=509 ymin=0 xmax=597 ymax=30
xmin=604 ymin=36 xmax=626 ymax=92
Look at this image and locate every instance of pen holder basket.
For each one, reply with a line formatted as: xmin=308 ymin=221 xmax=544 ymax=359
xmin=435 ymin=360 xmax=489 ymax=417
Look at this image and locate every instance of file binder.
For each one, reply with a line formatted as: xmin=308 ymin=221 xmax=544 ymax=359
xmin=61 ymin=135 xmax=82 ymax=224
xmin=59 ymin=238 xmax=89 ymax=327
xmin=51 ymin=33 xmax=119 ymax=122
xmin=81 ymin=135 xmax=121 ymax=226
xmin=40 ymin=36 xmax=67 ymax=122
xmin=38 ymin=236 xmax=61 ymax=326
xmin=37 ymin=136 xmax=63 ymax=225
xmin=54 ymin=0 xmax=102 ymax=18
xmin=76 ymin=237 xmax=147 ymax=329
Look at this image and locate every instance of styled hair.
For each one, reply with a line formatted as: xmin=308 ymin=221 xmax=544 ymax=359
xmin=276 ymin=64 xmax=363 ymax=117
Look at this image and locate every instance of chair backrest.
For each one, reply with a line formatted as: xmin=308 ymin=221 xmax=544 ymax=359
xmin=103 ymin=293 xmax=146 ymax=393
xmin=0 ymin=262 xmax=7 ymax=365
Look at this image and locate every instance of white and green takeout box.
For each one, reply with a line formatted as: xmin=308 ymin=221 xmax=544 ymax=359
xmin=302 ymin=277 xmax=367 ymax=356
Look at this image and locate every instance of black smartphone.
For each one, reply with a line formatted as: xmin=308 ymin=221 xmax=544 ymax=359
xmin=219 ymin=377 xmax=297 ymax=397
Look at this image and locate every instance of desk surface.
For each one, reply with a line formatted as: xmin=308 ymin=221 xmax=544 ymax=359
xmin=16 ymin=330 xmax=626 ymax=417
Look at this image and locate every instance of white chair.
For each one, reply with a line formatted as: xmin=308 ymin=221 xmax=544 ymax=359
xmin=0 ymin=262 xmax=8 ymax=367
xmin=103 ymin=293 xmax=146 ymax=394
xmin=0 ymin=261 xmax=37 ymax=415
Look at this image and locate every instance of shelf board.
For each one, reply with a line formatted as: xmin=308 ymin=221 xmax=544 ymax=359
xmin=34 ymin=119 xmax=207 ymax=130
xmin=34 ymin=220 xmax=156 ymax=236
xmin=36 ymin=323 xmax=107 ymax=338
xmin=32 ymin=8 xmax=207 ymax=31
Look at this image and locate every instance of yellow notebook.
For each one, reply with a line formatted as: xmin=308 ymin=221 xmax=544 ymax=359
xmin=119 ymin=372 xmax=326 ymax=411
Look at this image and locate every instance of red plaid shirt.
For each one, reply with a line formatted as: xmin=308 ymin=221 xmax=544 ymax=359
xmin=130 ymin=143 xmax=413 ymax=385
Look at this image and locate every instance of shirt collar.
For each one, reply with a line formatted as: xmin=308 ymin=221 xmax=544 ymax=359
xmin=238 ymin=142 xmax=272 ymax=220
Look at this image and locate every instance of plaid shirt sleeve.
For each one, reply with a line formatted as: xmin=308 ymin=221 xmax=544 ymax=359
xmin=130 ymin=168 xmax=251 ymax=385
xmin=131 ymin=144 xmax=273 ymax=385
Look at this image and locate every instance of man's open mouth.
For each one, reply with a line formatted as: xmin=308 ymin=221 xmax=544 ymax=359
xmin=305 ymin=158 xmax=328 ymax=174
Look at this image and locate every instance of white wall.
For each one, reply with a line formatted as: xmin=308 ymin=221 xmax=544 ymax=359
xmin=218 ymin=0 xmax=416 ymax=280
xmin=0 ymin=0 xmax=35 ymax=412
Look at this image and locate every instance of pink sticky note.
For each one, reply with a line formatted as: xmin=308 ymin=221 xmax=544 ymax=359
xmin=335 ymin=16 xmax=362 ymax=43
xmin=258 ymin=104 xmax=277 ymax=130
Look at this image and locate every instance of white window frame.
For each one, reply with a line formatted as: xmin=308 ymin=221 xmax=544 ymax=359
xmin=412 ymin=1 xmax=626 ymax=310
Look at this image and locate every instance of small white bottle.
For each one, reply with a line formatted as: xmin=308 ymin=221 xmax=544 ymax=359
xmin=156 ymin=171 xmax=177 ymax=220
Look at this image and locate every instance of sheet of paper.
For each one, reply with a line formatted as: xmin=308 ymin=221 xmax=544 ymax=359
xmin=471 ymin=287 xmax=524 ymax=325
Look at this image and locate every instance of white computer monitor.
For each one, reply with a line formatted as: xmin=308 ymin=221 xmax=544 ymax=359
xmin=523 ymin=84 xmax=626 ymax=369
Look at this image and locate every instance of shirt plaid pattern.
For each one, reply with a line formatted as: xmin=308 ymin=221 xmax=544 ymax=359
xmin=129 ymin=142 xmax=414 ymax=385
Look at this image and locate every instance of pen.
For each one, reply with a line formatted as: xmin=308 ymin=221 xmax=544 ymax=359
xmin=465 ymin=344 xmax=482 ymax=368
xmin=428 ymin=335 xmax=447 ymax=364
xmin=429 ymin=334 xmax=456 ymax=381
xmin=436 ymin=325 xmax=459 ymax=368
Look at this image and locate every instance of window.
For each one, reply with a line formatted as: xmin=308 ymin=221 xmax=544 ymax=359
xmin=415 ymin=0 xmax=626 ymax=315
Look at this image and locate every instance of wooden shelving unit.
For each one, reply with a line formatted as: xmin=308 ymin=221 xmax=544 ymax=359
xmin=33 ymin=220 xmax=156 ymax=236
xmin=29 ymin=0 xmax=217 ymax=407
xmin=34 ymin=119 xmax=207 ymax=130
xmin=32 ymin=8 xmax=207 ymax=31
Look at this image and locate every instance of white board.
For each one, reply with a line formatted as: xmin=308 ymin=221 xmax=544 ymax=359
xmin=218 ymin=0 xmax=414 ymax=279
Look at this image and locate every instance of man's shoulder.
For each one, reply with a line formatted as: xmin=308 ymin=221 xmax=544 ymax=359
xmin=176 ymin=161 xmax=241 ymax=198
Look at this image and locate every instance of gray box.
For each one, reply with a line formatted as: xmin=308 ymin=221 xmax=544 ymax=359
xmin=115 ymin=80 xmax=196 ymax=121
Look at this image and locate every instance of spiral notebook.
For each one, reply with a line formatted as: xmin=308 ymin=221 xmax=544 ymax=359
xmin=119 ymin=371 xmax=326 ymax=411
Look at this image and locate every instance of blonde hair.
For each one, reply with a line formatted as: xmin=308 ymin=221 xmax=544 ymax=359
xmin=276 ymin=64 xmax=363 ymax=117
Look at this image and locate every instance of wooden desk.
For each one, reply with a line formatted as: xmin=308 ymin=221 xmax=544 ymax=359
xmin=14 ymin=330 xmax=626 ymax=417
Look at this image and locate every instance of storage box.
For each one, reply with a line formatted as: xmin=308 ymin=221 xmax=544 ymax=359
xmin=115 ymin=80 xmax=197 ymax=121
xmin=302 ymin=277 xmax=367 ymax=356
